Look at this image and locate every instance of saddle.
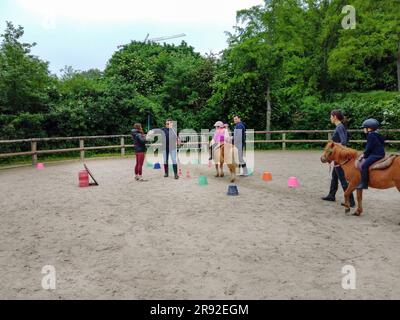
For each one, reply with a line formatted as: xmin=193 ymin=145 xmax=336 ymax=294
xmin=355 ymin=154 xmax=398 ymax=171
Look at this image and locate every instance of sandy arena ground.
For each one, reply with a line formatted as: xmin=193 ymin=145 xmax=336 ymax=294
xmin=0 ymin=150 xmax=399 ymax=300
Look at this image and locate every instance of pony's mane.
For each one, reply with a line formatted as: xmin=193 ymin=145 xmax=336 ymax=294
xmin=334 ymin=143 xmax=359 ymax=162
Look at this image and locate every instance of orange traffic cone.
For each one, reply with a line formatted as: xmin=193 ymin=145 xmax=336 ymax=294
xmin=262 ymin=171 xmax=272 ymax=181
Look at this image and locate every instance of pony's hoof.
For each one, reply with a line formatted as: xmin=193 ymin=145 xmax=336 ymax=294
xmin=345 ymin=208 xmax=351 ymax=214
xmin=220 ymin=174 xmax=224 ymax=178
xmin=353 ymin=212 xmax=361 ymax=217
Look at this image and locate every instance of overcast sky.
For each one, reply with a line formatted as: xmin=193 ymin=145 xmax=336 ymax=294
xmin=0 ymin=0 xmax=264 ymax=74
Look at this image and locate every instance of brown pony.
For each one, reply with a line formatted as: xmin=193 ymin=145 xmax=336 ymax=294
xmin=213 ymin=142 xmax=238 ymax=183
xmin=320 ymin=141 xmax=400 ymax=216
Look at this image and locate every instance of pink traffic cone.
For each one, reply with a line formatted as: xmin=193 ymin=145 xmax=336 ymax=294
xmin=288 ymin=176 xmax=299 ymax=188
xmin=36 ymin=163 xmax=45 ymax=170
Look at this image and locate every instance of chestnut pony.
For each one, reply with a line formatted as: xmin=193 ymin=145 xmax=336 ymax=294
xmin=213 ymin=142 xmax=238 ymax=183
xmin=320 ymin=141 xmax=400 ymax=216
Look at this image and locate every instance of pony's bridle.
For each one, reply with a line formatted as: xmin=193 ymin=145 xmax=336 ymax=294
xmin=334 ymin=158 xmax=351 ymax=168
xmin=334 ymin=148 xmax=353 ymax=167
xmin=325 ymin=147 xmax=351 ymax=167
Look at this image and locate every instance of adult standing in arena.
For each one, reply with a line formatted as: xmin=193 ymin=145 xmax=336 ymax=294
xmin=233 ymin=115 xmax=248 ymax=176
xmin=160 ymin=119 xmax=180 ymax=180
xmin=322 ymin=110 xmax=355 ymax=207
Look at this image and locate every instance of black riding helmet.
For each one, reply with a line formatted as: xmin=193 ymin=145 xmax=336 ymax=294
xmin=361 ymin=118 xmax=380 ymax=131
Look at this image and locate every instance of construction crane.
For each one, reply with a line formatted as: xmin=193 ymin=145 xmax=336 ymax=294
xmin=146 ymin=33 xmax=186 ymax=43
xmin=116 ymin=33 xmax=186 ymax=130
xmin=117 ymin=33 xmax=186 ymax=49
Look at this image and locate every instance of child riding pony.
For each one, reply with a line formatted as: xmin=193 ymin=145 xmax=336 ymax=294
xmin=320 ymin=133 xmax=400 ymax=216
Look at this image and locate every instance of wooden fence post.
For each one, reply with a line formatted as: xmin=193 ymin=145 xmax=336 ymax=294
xmin=282 ymin=133 xmax=286 ymax=150
xmin=31 ymin=140 xmax=37 ymax=165
xmin=327 ymin=132 xmax=332 ymax=141
xmin=121 ymin=137 xmax=125 ymax=157
xmin=79 ymin=139 xmax=85 ymax=161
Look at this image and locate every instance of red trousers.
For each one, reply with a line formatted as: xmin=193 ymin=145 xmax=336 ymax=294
xmin=135 ymin=152 xmax=145 ymax=175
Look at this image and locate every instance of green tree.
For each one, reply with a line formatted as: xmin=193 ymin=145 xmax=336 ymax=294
xmin=0 ymin=21 xmax=54 ymax=115
xmin=320 ymin=0 xmax=400 ymax=92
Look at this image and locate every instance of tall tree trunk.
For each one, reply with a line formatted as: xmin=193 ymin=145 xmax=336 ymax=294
xmin=397 ymin=41 xmax=400 ymax=91
xmin=266 ymin=82 xmax=271 ymax=140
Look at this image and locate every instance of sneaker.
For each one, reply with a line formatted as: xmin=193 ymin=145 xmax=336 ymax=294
xmin=135 ymin=175 xmax=139 ymax=181
xmin=174 ymin=174 xmax=179 ymax=180
xmin=164 ymin=173 xmax=168 ymax=178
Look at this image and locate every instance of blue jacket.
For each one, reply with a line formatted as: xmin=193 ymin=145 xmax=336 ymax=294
xmin=364 ymin=131 xmax=385 ymax=159
xmin=332 ymin=123 xmax=349 ymax=146
xmin=160 ymin=127 xmax=178 ymax=151
xmin=233 ymin=122 xmax=246 ymax=146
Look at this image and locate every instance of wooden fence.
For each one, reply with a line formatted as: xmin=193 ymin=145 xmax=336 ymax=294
xmin=1 ymin=129 xmax=399 ymax=166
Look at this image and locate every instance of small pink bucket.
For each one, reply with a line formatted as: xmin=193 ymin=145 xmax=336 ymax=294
xmin=288 ymin=176 xmax=299 ymax=188
xmin=36 ymin=163 xmax=45 ymax=170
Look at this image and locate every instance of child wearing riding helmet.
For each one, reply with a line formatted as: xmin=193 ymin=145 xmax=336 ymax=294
xmin=357 ymin=119 xmax=385 ymax=189
xmin=209 ymin=121 xmax=229 ymax=160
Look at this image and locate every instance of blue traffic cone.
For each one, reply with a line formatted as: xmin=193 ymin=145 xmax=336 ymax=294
xmin=154 ymin=163 xmax=161 ymax=170
xmin=227 ymin=184 xmax=239 ymax=196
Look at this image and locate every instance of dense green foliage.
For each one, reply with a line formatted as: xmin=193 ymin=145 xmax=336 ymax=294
xmin=0 ymin=0 xmax=399 ymax=142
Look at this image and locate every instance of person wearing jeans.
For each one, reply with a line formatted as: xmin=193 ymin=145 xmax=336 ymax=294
xmin=357 ymin=119 xmax=385 ymax=189
xmin=131 ymin=123 xmax=146 ymax=181
xmin=232 ymin=115 xmax=248 ymax=176
xmin=161 ymin=119 xmax=180 ymax=179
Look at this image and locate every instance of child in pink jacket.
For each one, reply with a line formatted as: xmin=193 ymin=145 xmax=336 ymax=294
xmin=209 ymin=121 xmax=230 ymax=160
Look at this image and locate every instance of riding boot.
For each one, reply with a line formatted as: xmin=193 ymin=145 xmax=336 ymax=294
xmin=357 ymin=169 xmax=369 ymax=189
xmin=173 ymin=164 xmax=179 ymax=179
xmin=163 ymin=164 xmax=168 ymax=178
xmin=241 ymin=163 xmax=248 ymax=176
xmin=322 ymin=171 xmax=339 ymax=201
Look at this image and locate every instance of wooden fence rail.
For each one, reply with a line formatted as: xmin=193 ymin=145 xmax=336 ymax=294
xmin=1 ymin=130 xmax=399 ymax=165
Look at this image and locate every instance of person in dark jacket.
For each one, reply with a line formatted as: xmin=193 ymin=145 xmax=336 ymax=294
xmin=233 ymin=115 xmax=248 ymax=176
xmin=131 ymin=123 xmax=146 ymax=181
xmin=357 ymin=119 xmax=385 ymax=189
xmin=322 ymin=110 xmax=355 ymax=207
xmin=160 ymin=119 xmax=180 ymax=179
